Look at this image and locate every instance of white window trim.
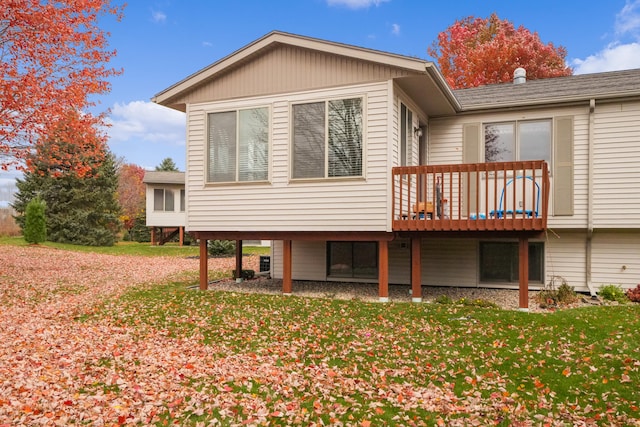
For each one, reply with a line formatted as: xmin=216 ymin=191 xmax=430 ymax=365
xmin=289 ymin=95 xmax=367 ymax=182
xmin=205 ymin=105 xmax=271 ymax=185
xmin=482 ymin=118 xmax=553 ymax=165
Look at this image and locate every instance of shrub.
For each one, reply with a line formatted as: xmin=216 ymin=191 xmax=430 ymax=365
xmin=626 ymin=285 xmax=640 ymax=303
xmin=208 ymin=240 xmax=235 ymax=256
xmin=599 ymin=284 xmax=629 ymax=304
xmin=233 ymin=269 xmax=255 ymax=280
xmin=23 ymin=197 xmax=46 ymax=244
xmin=434 ymin=295 xmax=453 ymax=305
xmin=556 ymin=283 xmax=579 ymax=304
xmin=536 ymin=276 xmax=578 ymax=308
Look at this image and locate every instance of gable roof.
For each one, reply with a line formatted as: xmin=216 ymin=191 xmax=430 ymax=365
xmin=454 ymin=68 xmax=640 ymax=111
xmin=143 ymin=171 xmax=185 ymax=185
xmin=152 ymin=31 xmax=460 ymax=116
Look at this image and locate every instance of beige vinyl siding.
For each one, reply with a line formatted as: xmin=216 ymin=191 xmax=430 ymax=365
xmin=429 ymin=107 xmax=590 ymax=228
xmin=271 ymin=240 xmax=327 ymax=281
xmin=428 ymin=117 xmax=464 ymax=165
xmin=186 ymin=82 xmax=391 ymax=232
xmin=388 ymin=238 xmax=477 ymax=286
xmin=591 ymin=102 xmax=640 ymax=228
xmin=176 ymin=44 xmax=415 ymax=106
xmin=423 ymin=239 xmax=478 ymax=286
xmin=544 ymin=231 xmax=588 ymax=292
xmin=388 ymin=239 xmax=411 ymax=284
xmin=591 ymin=232 xmax=640 ymax=290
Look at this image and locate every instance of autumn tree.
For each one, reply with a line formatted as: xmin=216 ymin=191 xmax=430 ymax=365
xmin=13 ymin=113 xmax=121 ymax=246
xmin=428 ymin=13 xmax=572 ymax=89
xmin=155 ymin=157 xmax=179 ymax=172
xmin=117 ymin=163 xmax=146 ymax=235
xmin=0 ymin=0 xmax=124 ymax=168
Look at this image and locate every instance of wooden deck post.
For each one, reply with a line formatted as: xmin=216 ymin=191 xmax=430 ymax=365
xmin=150 ymin=227 xmax=156 ymax=245
xmin=282 ymin=240 xmax=292 ymax=295
xmin=235 ymin=240 xmax=243 ymax=280
xmin=519 ymin=237 xmax=529 ymax=310
xmin=411 ymin=237 xmax=422 ymax=302
xmin=179 ymin=227 xmax=184 ymax=246
xmin=378 ymin=240 xmax=389 ymax=302
xmin=199 ymin=238 xmax=208 ymax=290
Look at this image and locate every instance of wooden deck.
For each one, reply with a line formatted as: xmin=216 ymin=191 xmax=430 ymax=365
xmin=392 ymin=161 xmax=550 ymax=233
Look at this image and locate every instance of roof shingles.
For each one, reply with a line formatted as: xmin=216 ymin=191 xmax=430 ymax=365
xmin=453 ymin=68 xmax=640 ymax=110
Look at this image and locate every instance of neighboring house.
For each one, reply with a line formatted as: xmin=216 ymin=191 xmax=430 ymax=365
xmin=142 ymin=171 xmax=186 ymax=245
xmin=152 ymin=31 xmax=640 ymax=309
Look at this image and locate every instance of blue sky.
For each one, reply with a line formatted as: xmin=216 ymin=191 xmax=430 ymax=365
xmin=2 ymin=0 xmax=640 ymax=198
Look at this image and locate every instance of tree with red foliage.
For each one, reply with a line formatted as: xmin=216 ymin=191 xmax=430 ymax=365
xmin=13 ymin=112 xmax=121 ymax=246
xmin=26 ymin=111 xmax=108 ymax=178
xmin=0 ymin=0 xmax=124 ymax=169
xmin=117 ymin=163 xmax=146 ymax=232
xmin=428 ymin=13 xmax=572 ymax=89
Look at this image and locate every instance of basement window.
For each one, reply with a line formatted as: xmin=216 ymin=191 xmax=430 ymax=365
xmin=327 ymin=241 xmax=377 ymax=279
xmin=479 ymin=241 xmax=544 ymax=283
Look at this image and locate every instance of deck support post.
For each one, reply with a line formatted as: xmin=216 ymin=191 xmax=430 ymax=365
xmin=179 ymin=227 xmax=184 ymax=246
xmin=282 ymin=240 xmax=292 ymax=295
xmin=199 ymin=238 xmax=208 ymax=290
xmin=151 ymin=227 xmax=157 ymax=246
xmin=378 ymin=240 xmax=389 ymax=302
xmin=235 ymin=240 xmax=243 ymax=281
xmin=518 ymin=237 xmax=529 ymax=311
xmin=411 ymin=237 xmax=422 ymax=302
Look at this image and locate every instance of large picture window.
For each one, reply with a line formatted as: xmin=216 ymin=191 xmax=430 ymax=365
xmin=292 ymin=98 xmax=363 ymax=179
xmin=207 ymin=107 xmax=269 ymax=183
xmin=484 ymin=120 xmax=551 ymax=164
xmin=327 ymin=241 xmax=377 ymax=279
xmin=479 ymin=241 xmax=544 ymax=283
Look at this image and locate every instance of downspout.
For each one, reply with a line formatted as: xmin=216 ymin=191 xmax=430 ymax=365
xmin=586 ymin=99 xmax=596 ymax=296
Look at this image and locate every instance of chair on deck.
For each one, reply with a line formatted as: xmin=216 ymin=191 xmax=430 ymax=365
xmin=490 ymin=176 xmax=541 ymax=219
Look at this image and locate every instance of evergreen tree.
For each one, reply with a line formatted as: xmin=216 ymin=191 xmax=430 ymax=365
xmin=13 ymin=114 xmax=122 ymax=246
xmin=155 ymin=157 xmax=179 ymax=172
xmin=23 ymin=197 xmax=46 ymax=244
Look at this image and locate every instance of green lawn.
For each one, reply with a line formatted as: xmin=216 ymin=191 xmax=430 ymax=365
xmin=3 ymin=236 xmax=638 ymax=424
xmin=0 ymin=236 xmax=270 ymax=257
xmin=91 ymin=281 xmax=640 ymax=426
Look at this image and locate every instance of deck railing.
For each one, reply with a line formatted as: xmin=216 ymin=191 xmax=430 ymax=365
xmin=392 ymin=161 xmax=550 ymax=232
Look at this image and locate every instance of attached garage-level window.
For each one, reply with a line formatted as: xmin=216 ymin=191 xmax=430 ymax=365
xmin=480 ymin=241 xmax=544 ymax=283
xmin=484 ymin=120 xmax=551 ymax=164
xmin=292 ymin=97 xmax=363 ymax=179
xmin=207 ymin=107 xmax=269 ymax=183
xmin=327 ymin=241 xmax=377 ymax=279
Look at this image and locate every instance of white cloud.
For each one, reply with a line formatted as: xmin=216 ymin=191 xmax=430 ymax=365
xmin=572 ymin=1 xmax=640 ymax=73
xmin=202 ymin=41 xmax=213 ymax=48
xmin=616 ymin=0 xmax=640 ymax=36
xmin=104 ymin=101 xmax=186 ymax=169
xmin=573 ymin=42 xmax=640 ymax=74
xmin=151 ymin=10 xmax=167 ymax=23
xmin=391 ymin=23 xmax=400 ymax=35
xmin=106 ymin=101 xmax=185 ymax=145
xmin=326 ymin=0 xmax=390 ymax=9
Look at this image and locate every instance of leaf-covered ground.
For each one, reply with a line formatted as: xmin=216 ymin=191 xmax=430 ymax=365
xmin=0 ymin=245 xmax=639 ymax=426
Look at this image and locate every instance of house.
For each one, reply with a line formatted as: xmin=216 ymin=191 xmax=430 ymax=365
xmin=142 ymin=171 xmax=186 ymax=245
xmin=152 ymin=31 xmax=640 ymax=309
